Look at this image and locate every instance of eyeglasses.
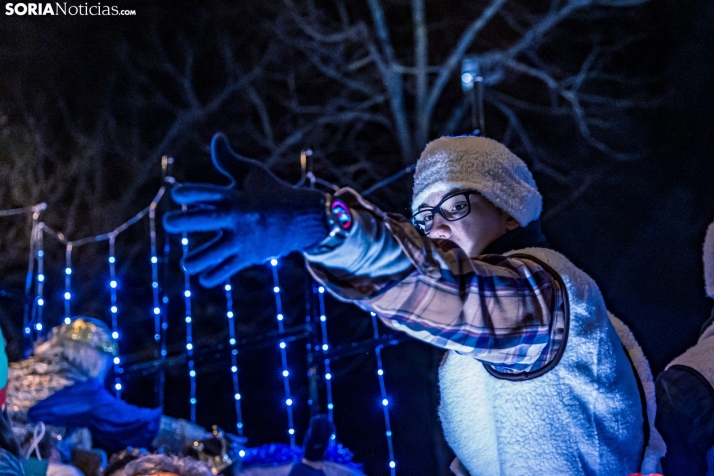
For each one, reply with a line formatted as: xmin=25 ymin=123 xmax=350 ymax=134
xmin=410 ymin=190 xmax=481 ymax=236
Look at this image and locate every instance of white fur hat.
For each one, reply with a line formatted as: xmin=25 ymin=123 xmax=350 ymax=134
xmin=411 ymin=136 xmax=542 ymax=226
xmin=705 ymin=221 xmax=714 ymax=298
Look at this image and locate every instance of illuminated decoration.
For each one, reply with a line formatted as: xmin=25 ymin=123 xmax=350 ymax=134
xmin=316 ymin=285 xmax=335 ymax=421
xmin=371 ymin=312 xmax=396 ymax=475
xmin=224 ymin=280 xmax=244 ymax=436
xmin=270 ymin=259 xmax=296 ymax=448
xmin=108 ymin=233 xmax=122 ymax=398
xmin=64 ymin=245 xmax=73 ymax=325
xmin=181 ymin=210 xmax=197 ymax=423
xmin=33 ymin=227 xmax=45 ymax=340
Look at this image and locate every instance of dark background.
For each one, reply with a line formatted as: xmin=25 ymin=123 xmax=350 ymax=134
xmin=1 ymin=1 xmax=713 ymax=474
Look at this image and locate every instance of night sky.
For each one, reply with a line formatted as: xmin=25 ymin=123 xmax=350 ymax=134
xmin=1 ymin=1 xmax=713 ymax=475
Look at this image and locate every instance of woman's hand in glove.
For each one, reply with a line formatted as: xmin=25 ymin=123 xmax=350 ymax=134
xmin=163 ymin=133 xmax=328 ymax=287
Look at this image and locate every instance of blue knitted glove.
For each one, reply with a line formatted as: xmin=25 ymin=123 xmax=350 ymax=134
xmin=163 ymin=133 xmax=329 ymax=287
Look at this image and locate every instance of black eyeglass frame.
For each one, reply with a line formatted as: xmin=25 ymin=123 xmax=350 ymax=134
xmin=410 ymin=189 xmax=481 ymax=235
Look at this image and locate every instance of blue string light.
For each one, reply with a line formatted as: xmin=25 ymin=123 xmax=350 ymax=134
xmin=181 ymin=219 xmax=197 ymax=423
xmin=270 ymin=258 xmax=296 ymax=448
xmin=64 ymin=245 xmax=72 ymax=325
xmin=149 ymin=205 xmax=161 ymax=347
xmin=371 ymin=312 xmax=396 ymax=475
xmin=32 ymin=230 xmax=45 ymax=341
xmin=225 ymin=280 xmax=244 ymax=436
xmin=316 ymin=285 xmax=335 ymax=421
xmin=108 ymin=233 xmax=122 ymax=398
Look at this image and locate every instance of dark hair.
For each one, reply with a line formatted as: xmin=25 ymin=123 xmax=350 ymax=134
xmin=103 ymin=447 xmax=148 ymax=476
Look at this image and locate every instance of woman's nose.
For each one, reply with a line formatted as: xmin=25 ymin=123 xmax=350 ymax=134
xmin=430 ymin=214 xmax=452 ymax=239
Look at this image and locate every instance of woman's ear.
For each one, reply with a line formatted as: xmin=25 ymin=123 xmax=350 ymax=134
xmin=505 ymin=215 xmax=520 ymax=232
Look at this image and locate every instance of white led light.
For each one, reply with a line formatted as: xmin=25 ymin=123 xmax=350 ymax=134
xmin=235 ymin=393 xmax=241 ymax=400
xmin=225 ymin=284 xmax=232 ymax=291
xmin=286 ymin=399 xmax=293 ymax=406
xmin=325 ymin=373 xmax=332 ymax=380
xmin=24 ymin=327 xmax=30 ymax=334
xmin=279 ymin=342 xmax=286 ymax=349
xmin=270 ymin=258 xmax=278 ymax=266
xmin=227 ymin=311 xmax=234 ymax=318
xmin=111 ymin=306 xmax=118 ymax=313
xmin=151 ymin=256 xmax=158 ymax=264
xmin=370 ymin=312 xmax=376 ymax=316
xmin=190 ymin=370 xmax=196 ymax=377
xmin=378 ymin=369 xmax=384 ymax=376
xmin=318 ymin=286 xmax=325 ymax=293
xmin=288 ymin=429 xmax=295 ymax=435
xmin=277 ymin=314 xmax=284 ymax=321
xmin=382 ymin=399 xmax=389 ymax=406
xmin=239 ymin=450 xmax=246 ymax=458
xmin=154 ymin=307 xmax=161 ymax=315
xmin=185 ymin=316 xmax=192 ymax=323
xmin=64 ymin=292 xmax=71 ymax=300
xmin=154 ymin=334 xmax=160 ymax=341
xmin=327 ymin=403 xmax=334 ymax=410
xmin=37 ymin=250 xmax=44 ymax=257
xmin=110 ymin=280 xmax=118 ymax=289
xmin=64 ymin=318 xmax=71 ymax=325
xmin=35 ymin=323 xmax=43 ymax=331
xmin=112 ymin=331 xmax=119 ymax=339
xmin=65 ymin=267 xmax=72 ymax=275
xmin=389 ymin=461 xmax=396 ymax=469
xmin=37 ymin=298 xmax=44 ymax=306
xmin=229 ymin=338 xmax=236 ymax=345
xmin=114 ymin=357 xmax=120 ymax=365
xmin=190 ymin=398 xmax=197 ymax=404
xmin=115 ymin=383 xmax=122 ymax=391
xmin=108 ymin=256 xmax=115 ymax=264
xmin=181 ymin=238 xmax=189 ymax=246
xmin=273 ymin=286 xmax=280 ymax=293
xmin=322 ymin=344 xmax=329 ymax=351
xmin=231 ymin=366 xmax=237 ymax=373
xmin=282 ymin=370 xmax=289 ymax=377
xmin=320 ymin=315 xmax=326 ymax=322
xmin=386 ymin=430 xmax=392 ymax=437
xmin=152 ymin=282 xmax=158 ymax=289
xmin=37 ymin=274 xmax=44 ymax=282
xmin=184 ymin=290 xmax=191 ymax=298
xmin=186 ymin=343 xmax=193 ymax=350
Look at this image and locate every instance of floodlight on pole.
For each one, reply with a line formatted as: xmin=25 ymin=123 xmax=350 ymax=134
xmin=461 ymin=55 xmax=485 ymax=136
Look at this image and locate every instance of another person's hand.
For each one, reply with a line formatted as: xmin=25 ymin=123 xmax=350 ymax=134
xmin=164 ymin=133 xmax=329 ymax=286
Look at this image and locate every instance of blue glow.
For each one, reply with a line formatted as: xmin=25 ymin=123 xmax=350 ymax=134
xmin=24 ymin=327 xmax=30 ymax=334
xmin=37 ymin=250 xmax=44 ymax=258
xmin=386 ymin=430 xmax=392 ymax=437
xmin=108 ymin=256 xmax=115 ymax=264
xmin=152 ymin=282 xmax=158 ymax=289
xmin=229 ymin=338 xmax=236 ymax=345
xmin=114 ymin=357 xmax=120 ymax=365
xmin=190 ymin=398 xmax=197 ymax=404
xmin=327 ymin=403 xmax=334 ymax=410
xmin=382 ymin=399 xmax=389 ymax=406
xmin=161 ymin=350 xmax=167 ymax=356
xmin=239 ymin=450 xmax=246 ymax=457
xmin=154 ymin=334 xmax=160 ymax=341
xmin=35 ymin=323 xmax=43 ymax=331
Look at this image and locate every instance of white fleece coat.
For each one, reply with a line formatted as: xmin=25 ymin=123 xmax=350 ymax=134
xmin=439 ymin=247 xmax=664 ymax=475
